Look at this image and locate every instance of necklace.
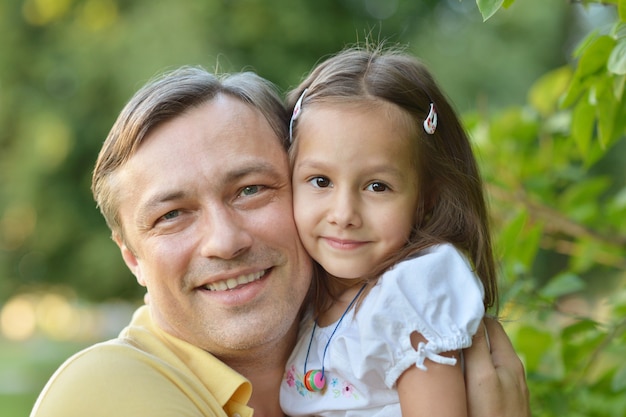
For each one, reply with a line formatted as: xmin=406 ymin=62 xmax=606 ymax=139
xmin=302 ymin=283 xmax=367 ymax=392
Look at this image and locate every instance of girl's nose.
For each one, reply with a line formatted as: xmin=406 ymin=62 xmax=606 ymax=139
xmin=326 ymin=190 xmax=362 ymax=229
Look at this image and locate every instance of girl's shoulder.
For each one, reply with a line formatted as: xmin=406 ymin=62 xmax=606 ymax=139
xmin=352 ymin=243 xmax=486 ymax=386
xmin=380 ymin=243 xmax=474 ymax=289
xmin=361 ymin=242 xmax=484 ymax=344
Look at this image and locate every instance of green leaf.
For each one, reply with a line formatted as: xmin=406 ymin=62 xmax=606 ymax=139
xmin=577 ymin=35 xmax=615 ymax=79
xmin=562 ymin=319 xmax=598 ymax=340
xmin=613 ymin=365 xmax=626 ymax=391
xmin=560 ymin=177 xmax=611 ymax=220
xmin=520 ymin=219 xmax=544 ymax=267
xmin=608 ymin=38 xmax=626 ymax=74
xmin=513 ymin=325 xmax=554 ymax=373
xmin=476 ymin=0 xmax=505 ymax=21
xmin=619 ymin=0 xmax=626 ymax=23
xmin=529 ymin=66 xmax=572 ymax=117
xmin=561 ymin=322 xmax=604 ymax=374
xmin=614 ymin=73 xmax=626 ymax=100
xmin=571 ymin=96 xmax=595 ymax=157
xmin=561 ymin=72 xmax=586 ymax=108
xmin=612 ymin=21 xmax=626 ymax=39
xmin=496 ymin=210 xmax=543 ymax=279
xmin=595 ymin=76 xmax=619 ymax=147
xmin=572 ymin=29 xmax=601 ymax=59
xmin=540 ymin=273 xmax=586 ymax=298
xmin=562 ymin=35 xmax=613 ymax=108
xmin=569 ymin=238 xmax=623 ymax=273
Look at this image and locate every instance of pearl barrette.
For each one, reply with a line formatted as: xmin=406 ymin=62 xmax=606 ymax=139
xmin=289 ymin=88 xmax=308 ymax=143
xmin=423 ymin=102 xmax=437 ymax=135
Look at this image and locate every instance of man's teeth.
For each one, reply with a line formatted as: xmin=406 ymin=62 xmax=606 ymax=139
xmin=204 ymin=270 xmax=265 ymax=291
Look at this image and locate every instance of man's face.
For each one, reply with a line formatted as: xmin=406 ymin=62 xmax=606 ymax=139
xmin=113 ymin=95 xmax=312 ymax=357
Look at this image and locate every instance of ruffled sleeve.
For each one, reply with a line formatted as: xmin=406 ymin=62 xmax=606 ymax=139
xmin=356 ymin=244 xmax=485 ymax=388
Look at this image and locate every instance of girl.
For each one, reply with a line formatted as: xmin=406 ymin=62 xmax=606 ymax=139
xmin=280 ymin=46 xmax=498 ymax=417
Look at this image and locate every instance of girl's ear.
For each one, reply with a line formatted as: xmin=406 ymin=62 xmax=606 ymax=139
xmin=112 ymin=233 xmax=146 ymax=287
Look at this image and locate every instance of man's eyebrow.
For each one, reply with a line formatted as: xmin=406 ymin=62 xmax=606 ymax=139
xmin=133 ymin=190 xmax=186 ymax=229
xmin=136 ymin=191 xmax=186 ymax=221
xmin=223 ymin=161 xmax=284 ymax=182
xmin=142 ymin=191 xmax=186 ymax=209
xmin=138 ymin=161 xmax=283 ymax=210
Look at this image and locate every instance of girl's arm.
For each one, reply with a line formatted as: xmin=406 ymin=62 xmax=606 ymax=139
xmin=397 ymin=332 xmax=467 ymax=417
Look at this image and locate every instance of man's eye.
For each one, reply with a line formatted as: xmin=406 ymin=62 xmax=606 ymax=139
xmin=161 ymin=210 xmax=179 ymax=221
xmin=367 ymin=182 xmax=389 ymax=192
xmin=241 ymin=185 xmax=261 ymax=196
xmin=309 ymin=177 xmax=331 ymax=188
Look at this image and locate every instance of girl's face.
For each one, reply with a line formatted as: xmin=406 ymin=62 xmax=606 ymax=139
xmin=292 ymin=102 xmax=419 ymax=280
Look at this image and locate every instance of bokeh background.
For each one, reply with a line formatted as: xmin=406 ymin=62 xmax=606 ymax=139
xmin=1 ymin=0 xmax=625 ymax=416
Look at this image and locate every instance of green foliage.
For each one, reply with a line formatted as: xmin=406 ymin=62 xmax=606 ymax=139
xmin=475 ymin=0 xmax=518 ymax=21
xmin=481 ymin=1 xmax=626 ymax=415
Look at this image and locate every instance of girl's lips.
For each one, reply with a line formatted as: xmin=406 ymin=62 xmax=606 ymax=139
xmin=322 ymin=237 xmax=367 ymax=250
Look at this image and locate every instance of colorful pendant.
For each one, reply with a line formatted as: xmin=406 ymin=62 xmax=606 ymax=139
xmin=302 ymin=284 xmax=367 ymax=393
xmin=304 ymin=369 xmax=326 ymax=392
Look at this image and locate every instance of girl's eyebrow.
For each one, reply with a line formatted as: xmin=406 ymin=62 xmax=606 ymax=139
xmin=295 ymin=158 xmax=405 ymax=177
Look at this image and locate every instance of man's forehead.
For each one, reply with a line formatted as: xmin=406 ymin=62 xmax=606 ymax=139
xmin=119 ymin=97 xmax=289 ymax=182
xmin=144 ymin=95 xmax=281 ymax=147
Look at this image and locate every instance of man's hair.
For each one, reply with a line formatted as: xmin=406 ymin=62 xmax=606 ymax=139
xmin=92 ymin=66 xmax=289 ymax=239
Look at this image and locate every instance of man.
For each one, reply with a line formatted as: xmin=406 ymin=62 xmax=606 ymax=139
xmin=30 ymin=66 xmax=529 ymax=417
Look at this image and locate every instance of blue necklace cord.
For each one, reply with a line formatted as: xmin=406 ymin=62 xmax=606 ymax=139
xmin=303 ymin=283 xmax=368 ymax=379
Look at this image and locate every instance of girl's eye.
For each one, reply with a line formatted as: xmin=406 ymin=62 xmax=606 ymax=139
xmin=367 ymin=182 xmax=389 ymax=192
xmin=309 ymin=176 xmax=331 ymax=188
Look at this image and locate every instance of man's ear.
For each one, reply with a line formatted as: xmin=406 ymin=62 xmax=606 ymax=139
xmin=113 ymin=232 xmax=146 ymax=287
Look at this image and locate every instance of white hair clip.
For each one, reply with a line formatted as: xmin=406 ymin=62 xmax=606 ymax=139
xmin=423 ymin=102 xmax=437 ymax=135
xmin=289 ymin=88 xmax=308 ymax=143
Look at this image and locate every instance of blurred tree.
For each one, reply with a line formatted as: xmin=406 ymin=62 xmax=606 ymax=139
xmin=1 ymin=0 xmax=625 ymax=414
xmin=472 ymin=1 xmax=626 ymax=416
xmin=0 ymin=0 xmax=566 ymax=302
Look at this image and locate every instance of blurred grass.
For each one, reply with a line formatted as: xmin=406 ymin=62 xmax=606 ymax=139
xmin=0 ymin=337 xmax=92 ymax=416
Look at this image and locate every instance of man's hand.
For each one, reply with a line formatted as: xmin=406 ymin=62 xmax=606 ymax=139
xmin=464 ymin=317 xmax=530 ymax=417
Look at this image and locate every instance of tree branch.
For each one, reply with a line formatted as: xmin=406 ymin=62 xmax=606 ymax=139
xmin=488 ymin=184 xmax=626 ymax=269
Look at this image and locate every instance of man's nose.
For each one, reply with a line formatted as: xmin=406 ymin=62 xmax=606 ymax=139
xmin=199 ymin=206 xmax=253 ymax=259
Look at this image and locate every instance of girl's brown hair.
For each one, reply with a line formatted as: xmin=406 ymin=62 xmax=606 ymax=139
xmin=288 ymin=46 xmax=498 ymax=316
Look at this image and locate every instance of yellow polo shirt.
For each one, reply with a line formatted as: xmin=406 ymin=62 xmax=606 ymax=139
xmin=30 ymin=306 xmax=252 ymax=417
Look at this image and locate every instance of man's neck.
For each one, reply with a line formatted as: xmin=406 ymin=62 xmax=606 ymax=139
xmin=245 ymin=362 xmax=288 ymax=417
xmin=223 ymin=324 xmax=298 ymax=417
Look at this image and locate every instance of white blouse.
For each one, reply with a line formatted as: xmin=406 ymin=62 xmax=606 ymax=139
xmin=280 ymin=244 xmax=485 ymax=417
